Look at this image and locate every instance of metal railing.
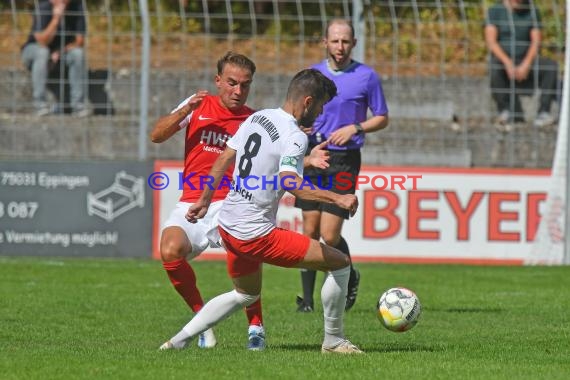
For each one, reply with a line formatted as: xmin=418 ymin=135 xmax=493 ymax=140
xmin=0 ymin=0 xmax=566 ymax=167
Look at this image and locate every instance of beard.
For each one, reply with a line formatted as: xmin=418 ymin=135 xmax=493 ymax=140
xmin=298 ymin=114 xmax=318 ymax=130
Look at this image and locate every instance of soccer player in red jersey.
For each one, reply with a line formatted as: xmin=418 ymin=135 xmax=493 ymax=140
xmin=150 ymin=52 xmax=265 ymax=350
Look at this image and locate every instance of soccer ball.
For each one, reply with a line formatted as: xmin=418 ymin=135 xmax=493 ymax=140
xmin=377 ymin=287 xmax=421 ymax=332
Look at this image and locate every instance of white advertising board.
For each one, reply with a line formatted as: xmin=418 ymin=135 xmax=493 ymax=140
xmin=153 ymin=162 xmax=550 ymax=264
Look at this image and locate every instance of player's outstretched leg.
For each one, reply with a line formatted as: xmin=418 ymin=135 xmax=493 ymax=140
xmin=159 ymin=289 xmax=259 ymax=350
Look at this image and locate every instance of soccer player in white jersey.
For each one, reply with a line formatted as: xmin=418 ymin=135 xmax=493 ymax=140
xmin=150 ymin=52 xmax=264 ymax=350
xmin=159 ymin=68 xmax=363 ymax=354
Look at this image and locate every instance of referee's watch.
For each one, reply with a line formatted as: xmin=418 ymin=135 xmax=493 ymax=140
xmin=354 ymin=123 xmax=364 ymax=135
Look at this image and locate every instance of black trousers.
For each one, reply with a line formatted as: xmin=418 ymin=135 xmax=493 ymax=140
xmin=489 ymin=56 xmax=559 ymax=121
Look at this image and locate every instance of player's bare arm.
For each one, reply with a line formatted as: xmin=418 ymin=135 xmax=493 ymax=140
xmin=280 ymin=171 xmax=358 ymax=216
xmin=328 ymin=114 xmax=389 ymax=146
xmin=150 ymin=90 xmax=209 ymax=143
xmin=186 ymin=147 xmax=237 ymax=223
xmin=304 ymin=140 xmax=330 ymax=169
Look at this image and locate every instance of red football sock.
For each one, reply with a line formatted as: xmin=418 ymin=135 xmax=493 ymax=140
xmin=245 ymin=297 xmax=263 ymax=326
xmin=162 ymin=258 xmax=203 ymax=313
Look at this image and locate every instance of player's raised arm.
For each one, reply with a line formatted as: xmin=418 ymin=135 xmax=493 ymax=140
xmin=150 ymin=90 xmax=208 ymax=143
xmin=186 ymin=147 xmax=237 ymax=223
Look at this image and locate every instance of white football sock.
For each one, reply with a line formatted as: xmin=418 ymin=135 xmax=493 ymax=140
xmin=169 ymin=290 xmax=259 ymax=348
xmin=321 ymin=266 xmax=350 ymax=347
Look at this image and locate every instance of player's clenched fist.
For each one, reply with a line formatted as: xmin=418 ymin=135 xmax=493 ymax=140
xmin=336 ymin=194 xmax=358 ymax=217
xmin=185 ymin=200 xmax=209 ymax=223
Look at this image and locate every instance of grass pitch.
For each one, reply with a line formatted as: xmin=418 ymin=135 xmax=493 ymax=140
xmin=1 ymin=257 xmax=569 ymax=379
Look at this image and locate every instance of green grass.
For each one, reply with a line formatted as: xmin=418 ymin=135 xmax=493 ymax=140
xmin=1 ymin=257 xmax=569 ymax=380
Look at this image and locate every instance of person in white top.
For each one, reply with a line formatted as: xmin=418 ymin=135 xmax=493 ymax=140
xmin=158 ymin=68 xmax=363 ymax=354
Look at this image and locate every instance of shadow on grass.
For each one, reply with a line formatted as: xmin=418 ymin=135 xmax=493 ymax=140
xmin=272 ymin=343 xmax=322 ymax=351
xmin=430 ymin=307 xmax=504 ymax=313
xmin=273 ymin=343 xmax=443 ymax=354
xmin=366 ymin=344 xmax=443 ymax=354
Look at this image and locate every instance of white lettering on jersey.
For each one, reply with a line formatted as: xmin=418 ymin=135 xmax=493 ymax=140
xmin=251 ymin=114 xmax=279 ymax=142
xmin=203 ymin=145 xmax=224 ymax=154
xmin=218 ymin=108 xmax=306 ymax=240
xmin=200 ymin=130 xmax=231 ymax=147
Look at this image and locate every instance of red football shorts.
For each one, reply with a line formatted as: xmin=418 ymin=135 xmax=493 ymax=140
xmin=218 ymin=226 xmax=311 ymax=278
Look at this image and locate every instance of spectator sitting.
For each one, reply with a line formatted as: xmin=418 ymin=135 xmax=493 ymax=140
xmin=484 ymin=0 xmax=559 ymax=128
xmin=21 ymin=0 xmax=89 ymax=117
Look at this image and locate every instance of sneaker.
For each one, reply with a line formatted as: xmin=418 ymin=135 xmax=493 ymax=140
xmin=533 ymin=112 xmax=555 ymax=128
xmin=321 ymin=339 xmax=364 ymax=354
xmin=247 ymin=325 xmax=266 ymax=351
xmin=295 ymin=295 xmax=314 ymax=312
xmin=197 ymin=328 xmax=217 ymax=348
xmin=345 ymin=268 xmax=360 ymax=311
xmin=158 ymin=341 xmax=174 ymax=351
xmin=496 ymin=110 xmax=510 ymax=124
xmin=159 ymin=340 xmax=188 ymax=350
xmin=34 ymin=105 xmax=53 ymax=117
xmin=72 ymin=107 xmax=91 ymax=118
xmin=494 ymin=110 xmax=512 ymax=132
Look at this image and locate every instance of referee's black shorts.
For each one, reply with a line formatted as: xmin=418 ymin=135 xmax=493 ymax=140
xmin=294 ymin=148 xmax=361 ymax=220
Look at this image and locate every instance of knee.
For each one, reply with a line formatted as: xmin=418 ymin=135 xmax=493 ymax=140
xmin=34 ymin=46 xmax=50 ymax=64
xmin=66 ymin=48 xmax=85 ymax=64
xmin=234 ymin=290 xmax=259 ymax=307
xmin=330 ymin=254 xmax=350 ymax=271
xmin=320 ymin=232 xmax=340 ymax=247
xmin=160 ymin=240 xmax=188 ymax=262
xmin=303 ymin=225 xmax=320 ymax=239
xmin=318 ymin=244 xmax=350 ymax=271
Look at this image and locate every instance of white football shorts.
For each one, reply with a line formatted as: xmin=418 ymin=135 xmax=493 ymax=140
xmin=162 ymin=201 xmax=224 ymax=259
